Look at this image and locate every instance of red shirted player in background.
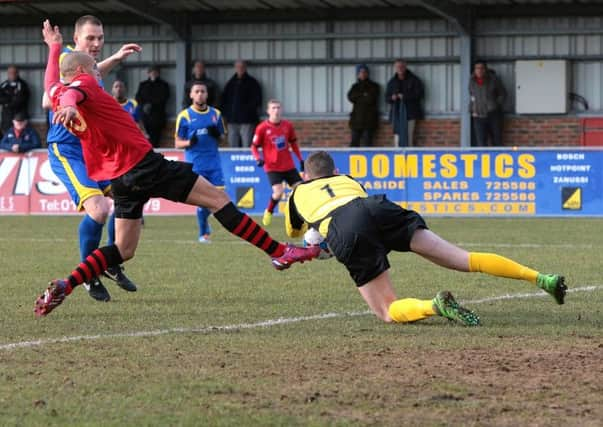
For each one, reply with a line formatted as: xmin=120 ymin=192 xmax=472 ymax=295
xmin=251 ymin=99 xmax=304 ymax=226
xmin=34 ymin=20 xmax=320 ymax=317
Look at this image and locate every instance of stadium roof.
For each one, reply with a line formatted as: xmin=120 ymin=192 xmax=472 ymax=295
xmin=1 ymin=0 xmax=603 ymax=27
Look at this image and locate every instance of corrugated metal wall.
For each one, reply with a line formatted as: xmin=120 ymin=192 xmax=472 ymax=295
xmin=191 ymin=19 xmax=460 ymax=117
xmin=475 ymin=17 xmax=603 ymax=113
xmin=0 ymin=24 xmax=178 ymax=119
xmin=1 ymin=16 xmax=603 ymax=120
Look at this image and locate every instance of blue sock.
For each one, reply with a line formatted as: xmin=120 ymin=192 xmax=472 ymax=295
xmin=197 ymin=207 xmax=211 ymax=237
xmin=78 ymin=214 xmax=104 ymax=261
xmin=107 ymin=213 xmax=115 ymax=246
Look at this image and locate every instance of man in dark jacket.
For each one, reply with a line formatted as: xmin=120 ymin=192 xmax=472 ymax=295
xmin=0 ymin=112 xmax=41 ymax=153
xmin=347 ymin=64 xmax=380 ymax=147
xmin=221 ymin=60 xmax=262 ymax=148
xmin=182 ymin=60 xmax=220 ymax=108
xmin=385 ymin=59 xmax=424 ymax=147
xmin=0 ymin=65 xmax=30 ymax=133
xmin=469 ymin=61 xmax=507 ymax=147
xmin=136 ymin=65 xmax=170 ymax=147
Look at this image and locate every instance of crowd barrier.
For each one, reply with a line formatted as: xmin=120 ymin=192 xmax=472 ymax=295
xmin=0 ymin=148 xmax=601 ymax=217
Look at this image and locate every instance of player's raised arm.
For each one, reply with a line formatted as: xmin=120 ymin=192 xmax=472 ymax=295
xmin=42 ymin=19 xmax=63 ymax=93
xmin=97 ymin=43 xmax=142 ymax=78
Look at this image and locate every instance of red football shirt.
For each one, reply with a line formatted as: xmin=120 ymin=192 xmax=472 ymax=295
xmin=251 ymin=119 xmax=302 ymax=172
xmin=49 ymin=73 xmax=152 ymax=181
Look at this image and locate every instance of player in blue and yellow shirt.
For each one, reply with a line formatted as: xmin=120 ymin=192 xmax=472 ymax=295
xmin=175 ymin=81 xmax=227 ymax=243
xmin=285 ymin=151 xmax=568 ymax=326
xmin=113 ymin=80 xmax=140 ymax=120
xmin=43 ymin=15 xmax=141 ymax=301
xmin=112 ymin=79 xmax=148 ymax=138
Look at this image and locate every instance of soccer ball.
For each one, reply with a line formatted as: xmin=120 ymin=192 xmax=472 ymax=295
xmin=302 ymin=228 xmax=333 ymax=260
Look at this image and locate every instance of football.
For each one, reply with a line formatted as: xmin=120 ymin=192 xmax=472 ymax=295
xmin=302 ymin=228 xmax=333 ymax=260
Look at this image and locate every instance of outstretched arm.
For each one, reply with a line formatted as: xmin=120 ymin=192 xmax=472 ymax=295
xmin=42 ymin=19 xmax=62 ymax=93
xmin=97 ymin=43 xmax=142 ymax=78
xmin=42 ymin=19 xmax=80 ymax=126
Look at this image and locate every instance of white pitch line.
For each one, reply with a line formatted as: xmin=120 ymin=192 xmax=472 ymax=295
xmin=456 ymin=242 xmax=596 ymax=249
xmin=462 ymin=285 xmax=602 ymax=304
xmin=0 ymin=311 xmax=369 ymax=351
xmin=1 ymin=285 xmax=601 ymax=352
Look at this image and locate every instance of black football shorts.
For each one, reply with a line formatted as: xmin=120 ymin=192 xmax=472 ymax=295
xmin=111 ymin=150 xmax=198 ymax=219
xmin=326 ymin=194 xmax=428 ymax=287
xmin=266 ymin=168 xmax=302 ymax=186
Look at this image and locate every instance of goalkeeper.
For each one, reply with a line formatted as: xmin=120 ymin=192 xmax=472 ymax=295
xmin=175 ymin=81 xmax=226 ymax=243
xmin=284 ymin=151 xmax=568 ymax=326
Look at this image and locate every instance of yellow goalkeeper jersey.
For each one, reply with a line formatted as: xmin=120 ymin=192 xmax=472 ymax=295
xmin=285 ymin=175 xmax=368 ymax=238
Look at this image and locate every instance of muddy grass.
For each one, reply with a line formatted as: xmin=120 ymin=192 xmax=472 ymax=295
xmin=196 ymin=339 xmax=603 ymax=426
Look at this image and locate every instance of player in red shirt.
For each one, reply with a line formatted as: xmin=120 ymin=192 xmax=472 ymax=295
xmin=34 ymin=21 xmax=320 ymax=317
xmin=251 ymin=99 xmax=304 ymax=226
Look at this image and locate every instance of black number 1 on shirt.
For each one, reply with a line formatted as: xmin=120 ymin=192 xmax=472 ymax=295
xmin=321 ymin=184 xmax=335 ymax=198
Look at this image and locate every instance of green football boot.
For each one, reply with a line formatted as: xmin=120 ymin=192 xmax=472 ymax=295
xmin=536 ymin=274 xmax=567 ymax=305
xmin=432 ymin=291 xmax=480 ymax=327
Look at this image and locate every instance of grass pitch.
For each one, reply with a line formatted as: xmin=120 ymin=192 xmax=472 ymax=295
xmin=0 ymin=215 xmax=602 ymax=426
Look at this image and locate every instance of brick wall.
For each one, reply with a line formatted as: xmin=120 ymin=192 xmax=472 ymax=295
xmin=502 ymin=117 xmax=582 ymax=147
xmin=290 ymin=117 xmax=582 ymax=148
xmin=32 ymin=116 xmax=584 ymax=148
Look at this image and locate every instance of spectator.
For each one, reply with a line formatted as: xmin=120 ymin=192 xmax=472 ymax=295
xmin=347 ymin=63 xmax=380 ymax=147
xmin=135 ymin=65 xmax=170 ymax=147
xmin=0 ymin=112 xmax=41 ymax=153
xmin=469 ymin=61 xmax=507 ymax=147
xmin=0 ymin=65 xmax=31 ymax=132
xmin=386 ymin=59 xmax=424 ymax=147
xmin=221 ymin=60 xmax=262 ymax=148
xmin=112 ymin=79 xmax=147 ymax=138
xmin=182 ymin=60 xmax=220 ymax=108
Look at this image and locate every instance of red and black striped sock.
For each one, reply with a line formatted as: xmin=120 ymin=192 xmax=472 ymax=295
xmin=66 ymin=245 xmax=124 ymax=288
xmin=214 ymin=202 xmax=285 ymax=257
xmin=267 ymin=197 xmax=279 ymax=213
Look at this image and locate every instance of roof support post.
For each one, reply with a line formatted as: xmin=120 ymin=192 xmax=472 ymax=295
xmin=416 ymin=1 xmax=473 ymax=147
xmin=459 ymin=30 xmax=472 ymax=148
xmin=174 ymin=37 xmax=190 ymax=112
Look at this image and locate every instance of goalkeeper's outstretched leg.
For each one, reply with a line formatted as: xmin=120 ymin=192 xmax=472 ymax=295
xmin=409 ymin=228 xmax=567 ymax=304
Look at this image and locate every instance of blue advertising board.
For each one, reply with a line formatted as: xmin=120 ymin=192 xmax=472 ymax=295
xmin=220 ymin=148 xmax=603 ymax=217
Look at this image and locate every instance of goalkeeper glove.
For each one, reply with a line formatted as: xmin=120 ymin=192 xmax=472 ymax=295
xmin=207 ymin=125 xmax=221 ymax=139
xmin=299 ymin=159 xmax=304 ymax=172
xmin=189 ymin=133 xmax=198 ymax=146
xmin=256 ymin=159 xmax=265 ymax=167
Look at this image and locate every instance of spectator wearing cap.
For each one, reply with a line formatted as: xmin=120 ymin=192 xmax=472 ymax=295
xmin=221 ymin=60 xmax=262 ymax=148
xmin=135 ymin=65 xmax=170 ymax=147
xmin=0 ymin=112 xmax=41 ymax=153
xmin=385 ymin=59 xmax=424 ymax=147
xmin=0 ymin=65 xmax=31 ymax=132
xmin=347 ymin=63 xmax=380 ymax=147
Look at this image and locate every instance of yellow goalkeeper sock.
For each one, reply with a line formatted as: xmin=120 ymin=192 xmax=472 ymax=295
xmin=388 ymin=298 xmax=436 ymax=323
xmin=469 ymin=252 xmax=539 ymax=284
